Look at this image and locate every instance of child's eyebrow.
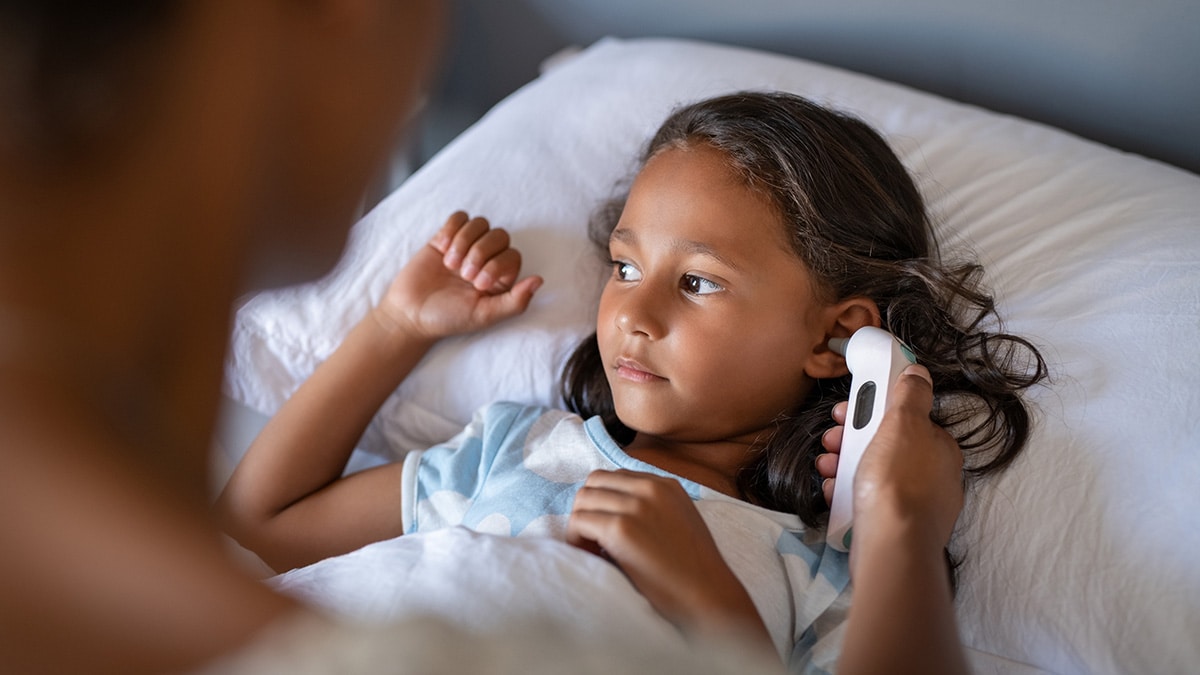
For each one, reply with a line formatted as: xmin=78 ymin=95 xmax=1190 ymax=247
xmin=610 ymin=226 xmax=744 ymax=272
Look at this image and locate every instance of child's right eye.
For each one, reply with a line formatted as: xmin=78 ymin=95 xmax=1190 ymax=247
xmin=611 ymin=261 xmax=642 ymax=282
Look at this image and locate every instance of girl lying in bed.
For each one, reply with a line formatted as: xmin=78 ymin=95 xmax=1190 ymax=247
xmin=217 ymin=92 xmax=1045 ymax=669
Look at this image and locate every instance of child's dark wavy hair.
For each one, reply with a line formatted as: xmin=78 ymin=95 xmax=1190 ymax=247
xmin=561 ymin=91 xmax=1047 ymax=529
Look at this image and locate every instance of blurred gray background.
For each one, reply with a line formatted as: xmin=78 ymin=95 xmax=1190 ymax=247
xmin=414 ymin=0 xmax=1199 ymax=175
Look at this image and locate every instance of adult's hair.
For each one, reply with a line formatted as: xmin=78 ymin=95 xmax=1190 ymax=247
xmin=562 ymin=91 xmax=1047 ymax=530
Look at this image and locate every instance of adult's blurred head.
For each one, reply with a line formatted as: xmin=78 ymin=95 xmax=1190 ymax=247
xmin=0 ymin=0 xmax=445 ymax=288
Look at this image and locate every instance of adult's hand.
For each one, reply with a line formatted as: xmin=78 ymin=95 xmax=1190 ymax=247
xmin=833 ymin=364 xmax=969 ymax=675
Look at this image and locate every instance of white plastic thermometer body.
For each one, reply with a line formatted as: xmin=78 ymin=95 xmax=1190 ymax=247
xmin=825 ymin=326 xmax=916 ymax=552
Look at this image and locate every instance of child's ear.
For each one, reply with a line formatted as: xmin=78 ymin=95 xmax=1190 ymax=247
xmin=804 ymin=298 xmax=882 ymax=379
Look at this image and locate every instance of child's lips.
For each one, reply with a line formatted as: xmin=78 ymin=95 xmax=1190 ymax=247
xmin=614 ymin=357 xmax=666 ymax=383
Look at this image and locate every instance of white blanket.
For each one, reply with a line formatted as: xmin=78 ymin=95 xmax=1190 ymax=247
xmin=272 ymin=527 xmax=684 ymax=646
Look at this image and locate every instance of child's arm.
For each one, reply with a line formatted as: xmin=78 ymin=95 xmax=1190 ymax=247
xmin=566 ymin=471 xmax=774 ymax=651
xmin=216 ymin=212 xmax=542 ymax=572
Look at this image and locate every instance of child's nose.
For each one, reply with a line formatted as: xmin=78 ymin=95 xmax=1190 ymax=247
xmin=615 ymin=286 xmax=666 ymax=340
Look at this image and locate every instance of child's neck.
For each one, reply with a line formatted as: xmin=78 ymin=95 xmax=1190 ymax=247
xmin=623 ymin=434 xmax=753 ymax=500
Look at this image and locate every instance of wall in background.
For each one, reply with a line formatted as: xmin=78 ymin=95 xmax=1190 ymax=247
xmin=417 ymin=0 xmax=1198 ymax=175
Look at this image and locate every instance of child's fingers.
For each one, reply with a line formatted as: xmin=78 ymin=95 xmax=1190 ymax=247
xmin=476 ymin=275 xmax=543 ymax=322
xmin=572 ymin=482 xmax=641 ymax=515
xmin=428 ymin=211 xmax=534 ymax=294
xmin=567 ymin=479 xmax=649 ymax=564
xmin=577 ymin=468 xmax=671 ymax=497
xmin=565 ymin=509 xmax=619 ymax=560
xmin=462 ymin=231 xmax=516 ymax=290
xmin=564 ymin=523 xmax=605 ymax=558
xmin=510 ymin=275 xmax=543 ymax=310
xmin=429 ymin=211 xmax=470 ymax=253
xmin=440 ymin=215 xmax=490 ymax=272
xmin=566 ymin=474 xmax=633 ymax=557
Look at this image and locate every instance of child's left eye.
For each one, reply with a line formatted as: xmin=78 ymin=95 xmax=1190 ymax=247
xmin=681 ymin=274 xmax=722 ymax=296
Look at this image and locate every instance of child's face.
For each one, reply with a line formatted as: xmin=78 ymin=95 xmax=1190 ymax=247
xmin=598 ymin=144 xmax=832 ymax=446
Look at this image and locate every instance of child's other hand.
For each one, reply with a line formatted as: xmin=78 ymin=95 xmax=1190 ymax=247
xmin=566 ymin=470 xmax=767 ymax=641
xmin=375 ymin=211 xmax=543 ymax=340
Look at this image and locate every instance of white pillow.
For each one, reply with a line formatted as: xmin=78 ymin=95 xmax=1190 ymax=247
xmin=224 ymin=37 xmax=1200 ymax=674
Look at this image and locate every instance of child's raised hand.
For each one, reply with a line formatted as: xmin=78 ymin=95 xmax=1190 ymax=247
xmin=374 ymin=211 xmax=543 ymax=340
xmin=566 ymin=470 xmax=769 ymax=642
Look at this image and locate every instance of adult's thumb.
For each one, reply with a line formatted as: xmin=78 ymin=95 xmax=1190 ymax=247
xmin=889 ymin=363 xmax=935 ymax=417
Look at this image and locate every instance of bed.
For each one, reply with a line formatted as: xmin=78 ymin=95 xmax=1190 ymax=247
xmin=215 ymin=37 xmax=1200 ymax=673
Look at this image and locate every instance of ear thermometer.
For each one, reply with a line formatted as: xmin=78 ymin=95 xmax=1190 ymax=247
xmin=825 ymin=326 xmax=916 ymax=552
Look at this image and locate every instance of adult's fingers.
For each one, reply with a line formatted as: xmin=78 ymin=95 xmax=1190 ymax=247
xmin=816 ymin=452 xmax=839 ymax=479
xmin=831 ymin=400 xmax=848 ymax=425
xmin=822 ymin=477 xmax=836 ymax=506
xmin=821 ymin=425 xmax=843 ymax=454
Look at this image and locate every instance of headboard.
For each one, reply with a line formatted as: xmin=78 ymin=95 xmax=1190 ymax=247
xmin=425 ymin=0 xmax=1199 ymax=175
